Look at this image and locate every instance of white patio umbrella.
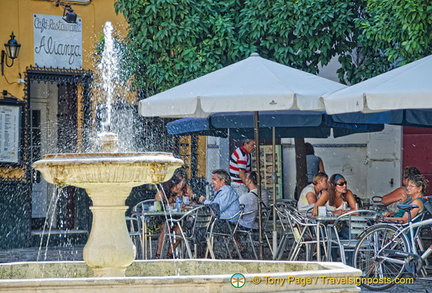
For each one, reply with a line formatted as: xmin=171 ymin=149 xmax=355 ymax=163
xmin=139 ymin=53 xmax=345 ymax=117
xmin=322 ymin=54 xmax=432 ymax=115
xmin=139 ymin=52 xmax=346 ymax=259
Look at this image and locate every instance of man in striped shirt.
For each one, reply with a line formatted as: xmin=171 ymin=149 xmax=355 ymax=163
xmin=229 ymin=139 xmax=256 ymax=196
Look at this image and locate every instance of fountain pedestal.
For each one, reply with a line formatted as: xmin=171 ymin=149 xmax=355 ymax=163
xmin=83 ymin=185 xmax=135 ymax=277
xmin=32 ymin=152 xmax=183 ymax=277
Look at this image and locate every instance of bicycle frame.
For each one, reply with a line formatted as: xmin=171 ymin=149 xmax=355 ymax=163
xmin=376 ymin=217 xmax=432 ymax=264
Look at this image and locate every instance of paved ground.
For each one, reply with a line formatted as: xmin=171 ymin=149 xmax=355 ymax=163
xmin=1 ymin=245 xmax=432 ymax=292
xmin=360 ymin=277 xmax=432 ymax=293
xmin=0 ymin=245 xmax=84 ymax=263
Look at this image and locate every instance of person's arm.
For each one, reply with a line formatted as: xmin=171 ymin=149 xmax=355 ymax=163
xmin=318 ymin=157 xmax=325 ymax=173
xmin=385 ymin=198 xmax=423 ymax=223
xmin=306 ymin=191 xmax=317 ymax=205
xmin=312 ymin=191 xmax=329 ymax=216
xmin=381 ymin=187 xmax=407 ymax=205
xmin=238 ymin=169 xmax=247 ymax=184
xmin=154 ymin=190 xmax=163 ymax=202
xmin=345 ymin=190 xmax=358 ymax=210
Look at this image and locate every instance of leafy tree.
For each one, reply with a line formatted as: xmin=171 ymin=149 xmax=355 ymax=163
xmin=341 ymin=0 xmax=432 ymax=83
xmin=114 ymin=0 xmax=432 ymax=89
xmin=114 ymin=0 xmax=364 ymax=95
xmin=114 ymin=0 xmax=432 ymax=193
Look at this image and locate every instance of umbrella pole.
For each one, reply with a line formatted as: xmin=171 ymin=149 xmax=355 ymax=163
xmin=254 ymin=111 xmax=263 ymax=260
xmin=272 ymin=127 xmax=278 ymax=259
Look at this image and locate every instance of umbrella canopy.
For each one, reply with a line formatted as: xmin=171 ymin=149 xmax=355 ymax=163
xmin=322 ymin=54 xmax=432 ymax=126
xmin=139 ymin=53 xmax=346 ymax=118
xmin=166 ymin=117 xmax=228 ymax=137
xmin=167 ymin=111 xmax=384 ymax=138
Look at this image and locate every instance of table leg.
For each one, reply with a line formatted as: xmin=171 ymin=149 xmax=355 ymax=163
xmin=142 ymin=217 xmax=148 ymax=259
xmin=316 ymin=221 xmax=321 ymax=261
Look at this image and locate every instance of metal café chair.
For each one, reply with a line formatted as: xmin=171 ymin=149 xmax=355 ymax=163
xmin=327 ymin=209 xmax=378 ymax=265
xmin=272 ymin=203 xmax=296 ymax=260
xmin=125 ymin=214 xmax=143 ymax=259
xmin=259 ymin=202 xmax=275 ymax=256
xmin=131 ymin=199 xmax=160 ymax=259
xmin=232 ymin=208 xmax=258 ymax=259
xmin=162 ymin=205 xmax=214 ymax=259
xmin=206 ymin=206 xmax=244 ymax=259
xmin=285 ymin=209 xmax=329 ymax=261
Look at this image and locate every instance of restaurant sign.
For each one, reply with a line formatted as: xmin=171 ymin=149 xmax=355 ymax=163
xmin=33 ymin=14 xmax=82 ymax=69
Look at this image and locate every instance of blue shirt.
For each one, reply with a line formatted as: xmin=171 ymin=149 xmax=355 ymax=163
xmin=204 ymin=185 xmax=240 ymax=223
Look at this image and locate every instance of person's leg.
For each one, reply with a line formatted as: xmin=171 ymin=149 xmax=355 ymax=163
xmin=167 ymin=225 xmax=182 ymax=258
xmin=156 ymin=223 xmax=166 ymax=258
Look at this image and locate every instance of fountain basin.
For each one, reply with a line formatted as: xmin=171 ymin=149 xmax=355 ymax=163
xmin=32 ymin=152 xmax=183 ymax=277
xmin=32 ymin=152 xmax=184 ymax=188
xmin=0 ymin=260 xmax=361 ymax=292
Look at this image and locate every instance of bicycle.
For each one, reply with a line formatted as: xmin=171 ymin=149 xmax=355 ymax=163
xmin=352 ymin=196 xmax=432 ymax=291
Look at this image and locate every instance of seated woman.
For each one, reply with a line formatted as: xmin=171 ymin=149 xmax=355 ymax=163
xmin=312 ymin=173 xmax=358 ymax=261
xmin=154 ymin=175 xmax=185 ymax=259
xmin=312 ymin=173 xmax=358 ymax=217
xmin=381 ymin=174 xmax=428 ymax=224
xmin=380 ymin=166 xmax=421 ymax=210
xmin=178 ymin=179 xmax=196 ymax=204
xmin=297 ymin=172 xmax=328 ymax=212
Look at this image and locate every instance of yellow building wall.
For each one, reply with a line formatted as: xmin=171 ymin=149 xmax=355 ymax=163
xmin=0 ymin=0 xmax=129 ymax=179
xmin=178 ymin=136 xmax=207 ymax=179
xmin=0 ymin=0 xmax=206 ymax=179
xmin=0 ymin=0 xmax=128 ymax=101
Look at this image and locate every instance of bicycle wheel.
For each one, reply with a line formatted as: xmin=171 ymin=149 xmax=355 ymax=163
xmin=353 ymin=224 xmax=410 ymax=291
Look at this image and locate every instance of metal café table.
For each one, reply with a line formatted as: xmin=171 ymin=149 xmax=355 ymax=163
xmin=310 ymin=210 xmax=377 ymax=262
xmin=132 ymin=209 xmax=187 ymax=259
xmin=307 ymin=213 xmax=338 ymax=262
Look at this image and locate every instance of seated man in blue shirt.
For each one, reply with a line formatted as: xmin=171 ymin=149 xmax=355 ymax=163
xmin=199 ymin=169 xmax=241 ymax=225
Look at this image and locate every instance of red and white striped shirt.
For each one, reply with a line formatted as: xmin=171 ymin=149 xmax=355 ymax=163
xmin=229 ymin=146 xmax=251 ymax=184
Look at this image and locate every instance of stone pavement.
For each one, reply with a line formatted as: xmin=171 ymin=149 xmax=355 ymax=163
xmin=0 ymin=245 xmax=84 ymax=263
xmin=360 ymin=277 xmax=432 ymax=293
xmin=0 ymin=246 xmax=432 ymax=292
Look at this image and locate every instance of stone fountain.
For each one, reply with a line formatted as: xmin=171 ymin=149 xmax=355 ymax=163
xmin=32 ymin=132 xmax=183 ymax=277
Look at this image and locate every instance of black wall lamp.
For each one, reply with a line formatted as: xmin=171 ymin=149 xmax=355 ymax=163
xmin=63 ymin=4 xmax=77 ymax=23
xmin=56 ymin=1 xmax=78 ymax=23
xmin=1 ymin=32 xmax=21 ymax=76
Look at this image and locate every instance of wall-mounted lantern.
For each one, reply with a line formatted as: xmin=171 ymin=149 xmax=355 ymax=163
xmin=1 ymin=32 xmax=21 ymax=76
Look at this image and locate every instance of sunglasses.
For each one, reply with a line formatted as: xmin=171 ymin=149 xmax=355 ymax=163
xmin=335 ymin=181 xmax=347 ymax=186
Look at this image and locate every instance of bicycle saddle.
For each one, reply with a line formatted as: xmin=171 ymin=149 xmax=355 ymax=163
xmin=397 ymin=203 xmax=419 ymax=211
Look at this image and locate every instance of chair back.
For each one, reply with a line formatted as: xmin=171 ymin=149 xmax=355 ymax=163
xmin=333 ymin=210 xmax=378 ymax=244
xmin=286 ymin=210 xmax=316 ymax=242
xmin=133 ymin=199 xmax=154 ymax=213
xmin=179 ymin=205 xmax=214 ymax=244
xmin=125 ymin=214 xmax=141 ymax=236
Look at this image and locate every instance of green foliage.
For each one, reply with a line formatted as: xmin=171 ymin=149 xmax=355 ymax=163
xmin=360 ymin=0 xmax=432 ymax=63
xmin=114 ymin=0 xmax=432 ymax=93
xmin=342 ymin=0 xmax=432 ymax=83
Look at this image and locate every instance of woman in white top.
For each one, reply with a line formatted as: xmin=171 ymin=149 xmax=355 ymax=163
xmin=312 ymin=173 xmax=357 ymax=216
xmin=297 ymin=172 xmax=328 ymax=211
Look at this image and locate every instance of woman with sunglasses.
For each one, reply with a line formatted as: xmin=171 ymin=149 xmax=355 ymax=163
xmin=312 ymin=173 xmax=358 ymax=217
xmin=381 ymin=174 xmax=428 ymax=224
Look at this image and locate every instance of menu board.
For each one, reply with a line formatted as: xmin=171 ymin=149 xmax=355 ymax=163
xmin=253 ymin=145 xmax=283 ymax=199
xmin=0 ymin=105 xmax=20 ymax=163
